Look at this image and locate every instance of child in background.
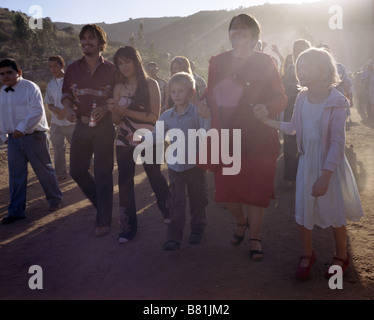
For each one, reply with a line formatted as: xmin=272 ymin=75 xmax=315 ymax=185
xmin=45 ymin=55 xmax=75 ymax=181
xmin=254 ymin=48 xmax=363 ymax=279
xmin=152 ymin=72 xmax=211 ymax=251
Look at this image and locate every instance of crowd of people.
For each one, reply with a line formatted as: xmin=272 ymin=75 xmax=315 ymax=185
xmin=0 ymin=13 xmax=368 ymax=280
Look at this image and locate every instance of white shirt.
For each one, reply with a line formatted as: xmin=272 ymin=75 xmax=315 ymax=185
xmin=44 ymin=76 xmax=75 ymax=126
xmin=0 ymin=77 xmax=49 ymax=143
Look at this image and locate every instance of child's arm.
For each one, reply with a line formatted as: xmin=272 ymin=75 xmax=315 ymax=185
xmin=311 ymin=170 xmax=332 ymax=197
xmin=253 ymin=104 xmax=281 ymax=130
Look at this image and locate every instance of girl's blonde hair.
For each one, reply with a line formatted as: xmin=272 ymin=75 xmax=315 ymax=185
xmin=169 ymin=72 xmax=196 ymax=92
xmin=296 ymin=47 xmax=341 ymax=89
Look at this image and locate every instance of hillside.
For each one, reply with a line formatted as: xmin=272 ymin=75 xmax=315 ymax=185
xmin=0 ymin=0 xmax=373 ymax=78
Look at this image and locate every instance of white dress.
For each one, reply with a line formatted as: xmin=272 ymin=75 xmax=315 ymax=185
xmin=295 ymin=99 xmax=363 ymax=230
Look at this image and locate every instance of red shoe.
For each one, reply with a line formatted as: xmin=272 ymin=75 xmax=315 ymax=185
xmin=325 ymin=252 xmax=350 ymax=279
xmin=296 ymin=250 xmax=317 ymax=280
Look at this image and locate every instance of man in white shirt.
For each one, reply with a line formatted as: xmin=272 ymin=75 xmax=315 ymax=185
xmin=45 ymin=56 xmax=75 ymax=181
xmin=0 ymin=58 xmax=63 ymax=224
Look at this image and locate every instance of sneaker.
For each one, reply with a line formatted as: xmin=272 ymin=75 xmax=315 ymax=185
xmin=189 ymin=233 xmax=203 ymax=245
xmin=95 ymin=225 xmax=110 ymax=237
xmin=163 ymin=240 xmax=180 ymax=251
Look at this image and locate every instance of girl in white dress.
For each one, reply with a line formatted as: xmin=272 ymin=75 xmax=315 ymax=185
xmin=254 ymin=48 xmax=363 ymax=280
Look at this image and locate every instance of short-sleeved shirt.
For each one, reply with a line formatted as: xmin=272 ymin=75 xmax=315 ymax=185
xmin=45 ymin=77 xmax=75 ymax=126
xmin=61 ymin=56 xmax=116 ymax=118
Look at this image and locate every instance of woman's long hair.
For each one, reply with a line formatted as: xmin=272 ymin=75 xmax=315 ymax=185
xmin=113 ymin=46 xmax=150 ymax=111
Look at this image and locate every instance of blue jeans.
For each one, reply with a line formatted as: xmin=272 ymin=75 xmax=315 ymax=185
xmin=167 ymin=167 xmax=208 ymax=243
xmin=116 ymin=145 xmax=170 ymax=240
xmin=7 ymin=131 xmax=63 ymax=218
xmin=69 ymin=115 xmax=115 ymax=227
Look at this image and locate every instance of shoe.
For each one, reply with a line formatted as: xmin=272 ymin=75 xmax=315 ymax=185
xmin=231 ymin=220 xmax=248 ymax=247
xmin=163 ymin=218 xmax=171 ymax=224
xmin=49 ymin=202 xmax=62 ymax=212
xmin=57 ymin=175 xmax=67 ymax=181
xmin=249 ymin=238 xmax=264 ymax=261
xmin=95 ymin=225 xmax=110 ymax=237
xmin=189 ymin=233 xmax=203 ymax=245
xmin=325 ymin=252 xmax=350 ymax=279
xmin=1 ymin=215 xmax=26 ymax=224
xmin=163 ymin=240 xmax=180 ymax=251
xmin=296 ymin=249 xmax=317 ymax=280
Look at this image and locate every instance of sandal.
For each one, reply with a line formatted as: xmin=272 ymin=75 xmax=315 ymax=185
xmin=296 ymin=249 xmax=317 ymax=280
xmin=325 ymin=252 xmax=350 ymax=278
xmin=231 ymin=221 xmax=248 ymax=247
xmin=249 ymin=238 xmax=263 ymax=261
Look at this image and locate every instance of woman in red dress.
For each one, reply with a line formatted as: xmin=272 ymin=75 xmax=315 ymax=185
xmin=205 ymin=14 xmax=287 ymax=260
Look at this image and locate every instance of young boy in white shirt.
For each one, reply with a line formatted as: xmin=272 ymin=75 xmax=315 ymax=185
xmin=45 ymin=55 xmax=75 ymax=181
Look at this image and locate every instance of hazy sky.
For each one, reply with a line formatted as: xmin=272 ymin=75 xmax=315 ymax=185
xmin=0 ymin=0 xmax=321 ymax=24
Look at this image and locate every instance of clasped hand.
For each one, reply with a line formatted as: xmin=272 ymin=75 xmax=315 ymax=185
xmin=253 ymin=104 xmax=269 ymax=121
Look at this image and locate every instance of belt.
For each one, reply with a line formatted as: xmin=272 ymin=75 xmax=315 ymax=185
xmin=9 ymin=131 xmax=45 ymax=136
xmin=77 ymin=116 xmax=90 ymax=124
xmin=26 ymin=130 xmax=45 ymax=135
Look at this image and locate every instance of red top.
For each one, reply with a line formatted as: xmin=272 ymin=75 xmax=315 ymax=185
xmin=207 ymin=50 xmax=287 ymax=156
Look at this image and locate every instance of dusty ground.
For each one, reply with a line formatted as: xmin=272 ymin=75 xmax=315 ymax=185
xmin=0 ymin=107 xmax=373 ymax=302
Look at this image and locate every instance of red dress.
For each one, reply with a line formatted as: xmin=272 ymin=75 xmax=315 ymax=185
xmin=204 ymin=50 xmax=287 ymax=207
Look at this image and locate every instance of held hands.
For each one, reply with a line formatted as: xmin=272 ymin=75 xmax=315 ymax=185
xmin=253 ymin=104 xmax=269 ymax=122
xmin=312 ymin=170 xmax=332 ymax=197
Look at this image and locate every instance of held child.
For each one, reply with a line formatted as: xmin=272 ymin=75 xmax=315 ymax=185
xmin=152 ymin=72 xmax=211 ymax=251
xmin=254 ymin=48 xmax=363 ymax=279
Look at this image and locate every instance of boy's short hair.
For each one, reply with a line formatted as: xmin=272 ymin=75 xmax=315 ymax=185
xmin=0 ymin=58 xmax=21 ymax=72
xmin=169 ymin=72 xmax=196 ymax=92
xmin=296 ymin=48 xmax=341 ymax=88
xmin=79 ymin=24 xmax=107 ymax=52
xmin=48 ymin=55 xmax=65 ymax=67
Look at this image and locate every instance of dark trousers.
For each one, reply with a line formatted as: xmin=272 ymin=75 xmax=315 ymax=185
xmin=116 ymin=145 xmax=170 ymax=240
xmin=70 ymin=116 xmax=115 ymax=227
xmin=167 ymin=166 xmax=208 ymax=243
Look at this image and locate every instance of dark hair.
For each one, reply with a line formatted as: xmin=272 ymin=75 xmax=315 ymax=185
xmin=48 ymin=55 xmax=65 ymax=67
xmin=229 ymin=14 xmax=261 ymax=49
xmin=113 ymin=46 xmax=150 ymax=111
xmin=79 ymin=24 xmax=107 ymax=52
xmin=0 ymin=58 xmax=21 ymax=72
